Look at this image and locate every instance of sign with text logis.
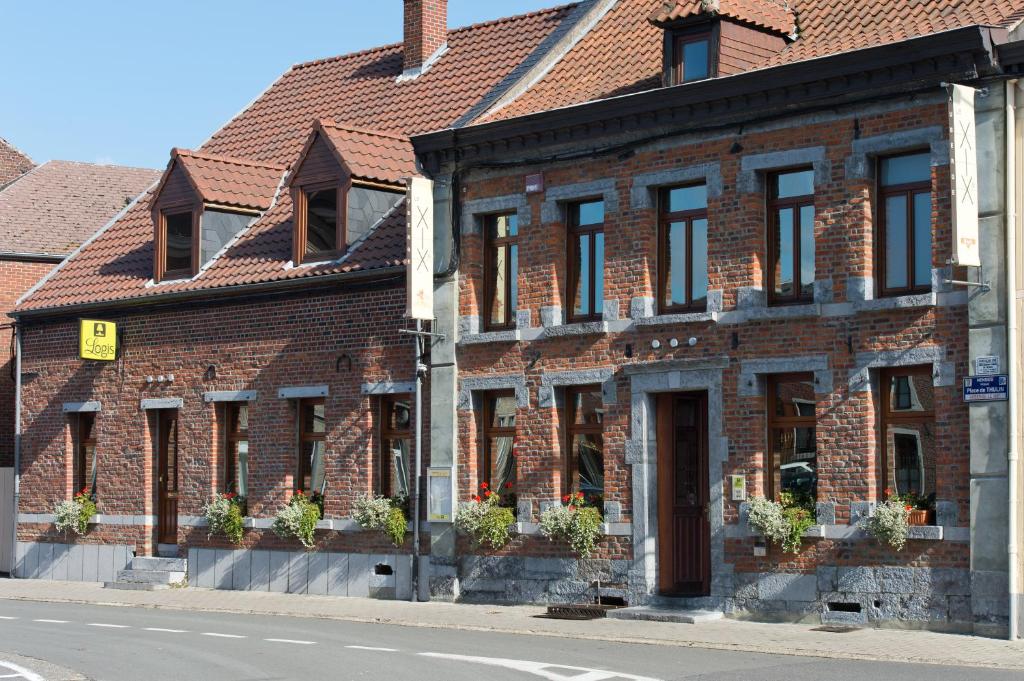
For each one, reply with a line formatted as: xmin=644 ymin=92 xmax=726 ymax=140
xmin=79 ymin=319 xmax=117 ymax=361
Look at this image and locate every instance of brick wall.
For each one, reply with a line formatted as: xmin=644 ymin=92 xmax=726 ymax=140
xmin=403 ymin=0 xmax=447 ymax=70
xmin=16 ymin=282 xmax=428 ymax=555
xmin=454 ymin=100 xmax=971 ymax=574
xmin=0 ymin=139 xmax=33 ymax=187
xmin=1 ymin=259 xmax=55 ymax=467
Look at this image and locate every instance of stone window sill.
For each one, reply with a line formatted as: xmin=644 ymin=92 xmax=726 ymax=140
xmin=541 ymin=321 xmax=608 ymax=338
xmin=853 ymin=292 xmax=936 ymax=312
xmin=458 ymin=329 xmax=522 ymax=345
xmin=734 ymin=524 xmax=955 ymax=541
xmin=514 ymin=521 xmax=630 ymax=536
xmin=633 ymin=311 xmax=717 ymax=326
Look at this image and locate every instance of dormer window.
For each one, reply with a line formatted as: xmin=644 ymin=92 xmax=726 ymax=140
xmin=672 ymin=31 xmax=712 ymax=84
xmin=289 ymin=121 xmax=416 ymax=266
xmin=299 ymin=184 xmax=341 ymax=261
xmin=151 ymin=148 xmax=284 ymax=283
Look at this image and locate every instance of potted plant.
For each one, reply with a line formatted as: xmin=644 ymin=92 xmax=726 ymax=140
xmin=455 ymin=482 xmax=517 ymax=550
xmin=54 ymin=487 xmax=97 ymax=537
xmin=890 ymin=490 xmax=935 ymax=526
xmin=862 ymin=494 xmax=910 ymax=551
xmin=272 ymin=489 xmax=321 ymax=549
xmin=746 ymin=491 xmax=817 ymax=554
xmin=539 ymin=492 xmax=603 ymax=559
xmin=352 ymin=493 xmax=408 ymax=547
xmin=203 ymin=492 xmax=246 ymax=544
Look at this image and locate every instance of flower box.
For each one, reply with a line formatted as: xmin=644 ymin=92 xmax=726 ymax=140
xmin=907 ymin=509 xmax=935 ymax=526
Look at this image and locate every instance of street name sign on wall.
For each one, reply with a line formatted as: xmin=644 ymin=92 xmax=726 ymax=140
xmin=406 ymin=176 xmax=434 ymax=320
xmin=79 ymin=319 xmax=117 ymax=361
xmin=963 ymin=375 xmax=1008 ymax=402
xmin=949 ymin=84 xmax=980 ymax=267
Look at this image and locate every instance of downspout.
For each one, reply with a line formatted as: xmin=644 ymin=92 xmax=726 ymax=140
xmin=1007 ymin=78 xmax=1019 ymax=642
xmin=10 ymin=322 xmax=21 ymax=577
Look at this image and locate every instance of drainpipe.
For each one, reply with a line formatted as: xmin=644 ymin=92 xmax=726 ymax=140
xmin=1007 ymin=79 xmax=1019 ymax=642
xmin=10 ymin=322 xmax=21 ymax=577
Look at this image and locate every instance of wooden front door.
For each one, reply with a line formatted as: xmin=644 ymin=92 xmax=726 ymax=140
xmin=657 ymin=393 xmax=710 ymax=596
xmin=156 ymin=410 xmax=179 ymax=545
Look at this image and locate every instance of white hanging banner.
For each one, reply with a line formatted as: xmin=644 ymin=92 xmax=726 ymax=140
xmin=406 ymin=176 xmax=434 ymax=320
xmin=949 ymin=84 xmax=980 ymax=267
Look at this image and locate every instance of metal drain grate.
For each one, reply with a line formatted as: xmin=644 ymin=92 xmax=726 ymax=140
xmin=546 ymin=604 xmax=620 ymax=620
xmin=812 ymin=625 xmax=860 ymax=633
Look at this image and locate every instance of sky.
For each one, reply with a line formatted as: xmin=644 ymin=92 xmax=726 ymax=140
xmin=0 ymin=1 xmax=560 ymax=170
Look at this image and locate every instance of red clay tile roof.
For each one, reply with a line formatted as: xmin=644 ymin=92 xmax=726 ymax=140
xmin=482 ymin=0 xmax=1024 ymax=122
xmin=0 ymin=137 xmax=35 ymax=188
xmin=164 ymin=149 xmax=285 ymax=212
xmin=16 ymin=6 xmax=576 ymax=312
xmin=0 ymin=160 xmax=159 ymax=257
xmin=316 ymin=122 xmax=416 ymax=186
xmin=650 ymin=0 xmax=795 ymax=34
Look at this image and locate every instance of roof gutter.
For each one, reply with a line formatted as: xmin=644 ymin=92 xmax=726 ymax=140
xmin=9 ymin=265 xmax=405 ymax=322
xmin=413 ymin=25 xmax=1007 ymax=161
xmin=0 ymin=252 xmax=65 ymax=264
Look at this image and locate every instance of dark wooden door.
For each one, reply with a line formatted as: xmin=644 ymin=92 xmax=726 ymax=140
xmin=657 ymin=393 xmax=710 ymax=596
xmin=157 ymin=410 xmax=179 ymax=545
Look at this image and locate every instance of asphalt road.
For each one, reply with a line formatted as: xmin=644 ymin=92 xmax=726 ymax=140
xmin=0 ymin=600 xmax=1019 ymax=681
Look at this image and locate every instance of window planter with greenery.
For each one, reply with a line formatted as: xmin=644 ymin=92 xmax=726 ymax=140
xmin=353 ymin=493 xmax=408 ymax=547
xmin=272 ymin=490 xmax=322 ymax=549
xmin=54 ymin=488 xmax=97 ymax=537
xmin=203 ymin=492 xmax=246 ymax=545
xmin=539 ymin=492 xmax=603 ymax=559
xmin=455 ymin=482 xmax=517 ymax=550
xmin=861 ymin=489 xmax=923 ymax=551
xmin=746 ymin=492 xmax=817 ymax=554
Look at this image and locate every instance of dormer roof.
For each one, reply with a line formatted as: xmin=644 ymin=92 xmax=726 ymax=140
xmin=290 ymin=121 xmax=417 ymax=189
xmin=650 ymin=0 xmax=796 ymax=35
xmin=155 ymin=149 xmax=286 ymax=213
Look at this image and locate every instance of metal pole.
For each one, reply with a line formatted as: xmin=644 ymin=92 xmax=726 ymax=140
xmin=1006 ymin=79 xmax=1020 ymax=641
xmin=10 ymin=323 xmax=21 ymax=576
xmin=411 ymin=318 xmax=423 ymax=602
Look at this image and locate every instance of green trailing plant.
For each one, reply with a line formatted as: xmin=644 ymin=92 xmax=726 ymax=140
xmin=747 ymin=492 xmax=817 ymax=554
xmin=455 ymin=482 xmax=517 ymax=550
xmin=272 ymin=490 xmax=321 ymax=549
xmin=203 ymin=492 xmax=246 ymax=544
xmin=353 ymin=494 xmax=408 ymax=547
xmin=54 ymin=488 xmax=97 ymax=536
xmin=539 ymin=492 xmax=603 ymax=558
xmin=861 ymin=495 xmax=911 ymax=551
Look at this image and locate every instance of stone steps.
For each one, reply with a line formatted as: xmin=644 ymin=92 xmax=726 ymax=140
xmin=103 ymin=552 xmax=187 ymax=591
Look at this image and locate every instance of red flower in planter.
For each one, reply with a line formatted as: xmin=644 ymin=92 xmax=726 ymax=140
xmin=484 ymin=490 xmax=492 ymax=498
xmin=905 ymin=505 xmax=913 ymax=511
xmin=472 ymin=495 xmax=482 ymax=503
xmin=480 ymin=482 xmax=489 ymax=490
xmin=504 ymin=482 xmax=513 ymax=490
xmin=562 ymin=494 xmax=571 ymax=503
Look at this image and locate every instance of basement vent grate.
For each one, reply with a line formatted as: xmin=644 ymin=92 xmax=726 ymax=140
xmin=373 ymin=564 xmax=394 ymax=576
xmin=827 ymin=602 xmax=862 ymax=613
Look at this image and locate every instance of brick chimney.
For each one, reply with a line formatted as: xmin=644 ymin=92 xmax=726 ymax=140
xmin=403 ymin=0 xmax=447 ymax=73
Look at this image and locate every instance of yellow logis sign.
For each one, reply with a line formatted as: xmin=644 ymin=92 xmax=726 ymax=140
xmin=79 ymin=319 xmax=117 ymax=361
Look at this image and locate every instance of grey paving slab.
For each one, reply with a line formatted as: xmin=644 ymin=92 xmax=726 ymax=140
xmin=327 ymin=553 xmax=348 ymax=596
xmin=307 ymin=553 xmax=328 ymax=596
xmin=287 ymin=552 xmax=309 ymax=595
xmin=269 ymin=552 xmax=289 ymax=593
xmin=249 ymin=551 xmax=270 ymax=592
xmin=231 ymin=550 xmax=251 ymax=591
xmin=214 ymin=549 xmax=233 ymax=590
xmin=348 ymin=553 xmax=369 ymax=598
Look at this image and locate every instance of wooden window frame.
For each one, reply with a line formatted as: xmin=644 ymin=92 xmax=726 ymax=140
xmin=566 ymin=200 xmax=605 ymax=323
xmin=223 ymin=403 xmax=248 ymax=495
xmin=877 ymin=152 xmax=933 ymax=297
xmin=658 ymin=183 xmax=708 ymax=314
xmin=480 ymin=390 xmax=517 ymax=489
xmin=563 ymin=384 xmax=604 ymax=497
xmin=668 ymin=26 xmax=717 ymax=86
xmin=878 ymin=365 xmax=934 ymax=500
xmin=155 ymin=207 xmax=199 ymax=282
xmin=766 ymin=168 xmax=815 ymax=306
xmin=483 ymin=213 xmax=518 ymax=331
xmin=296 ymin=397 xmax=326 ymax=494
xmin=765 ymin=373 xmax=816 ymax=502
xmin=379 ymin=394 xmax=412 ymax=498
xmin=293 ymin=180 xmax=349 ymax=265
xmin=73 ymin=412 xmax=97 ymax=496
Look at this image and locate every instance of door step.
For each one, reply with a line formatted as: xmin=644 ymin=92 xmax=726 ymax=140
xmin=157 ymin=544 xmax=180 ymax=558
xmin=103 ymin=555 xmax=187 ymax=590
xmin=607 ymin=606 xmax=723 ymax=624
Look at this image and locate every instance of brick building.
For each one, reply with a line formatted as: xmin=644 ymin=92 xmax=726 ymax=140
xmin=8 ymin=0 xmax=1024 ymax=638
xmin=0 ymin=138 xmax=33 ymax=188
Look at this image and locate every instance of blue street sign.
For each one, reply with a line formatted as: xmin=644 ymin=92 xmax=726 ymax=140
xmin=963 ymin=375 xmax=1009 ymax=402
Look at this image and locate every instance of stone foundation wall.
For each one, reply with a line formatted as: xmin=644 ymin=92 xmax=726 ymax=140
xmin=15 ymin=541 xmax=132 ymax=583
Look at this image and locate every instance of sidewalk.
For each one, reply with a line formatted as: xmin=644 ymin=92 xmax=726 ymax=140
xmin=1 ymin=578 xmax=1023 ymax=670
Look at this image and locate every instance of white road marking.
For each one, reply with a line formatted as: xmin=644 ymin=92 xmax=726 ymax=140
xmin=201 ymin=632 xmax=246 ymax=639
xmin=0 ymin=617 xmax=17 ymax=620
xmin=144 ymin=627 xmax=187 ymax=633
xmin=418 ymin=652 xmax=663 ymax=681
xmin=265 ymin=638 xmax=316 ymax=645
xmin=87 ymin=623 xmax=130 ymax=629
xmin=345 ymin=645 xmax=399 ymax=652
xmin=0 ymin=660 xmax=46 ymax=681
xmin=32 ymin=619 xmax=68 ymax=624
